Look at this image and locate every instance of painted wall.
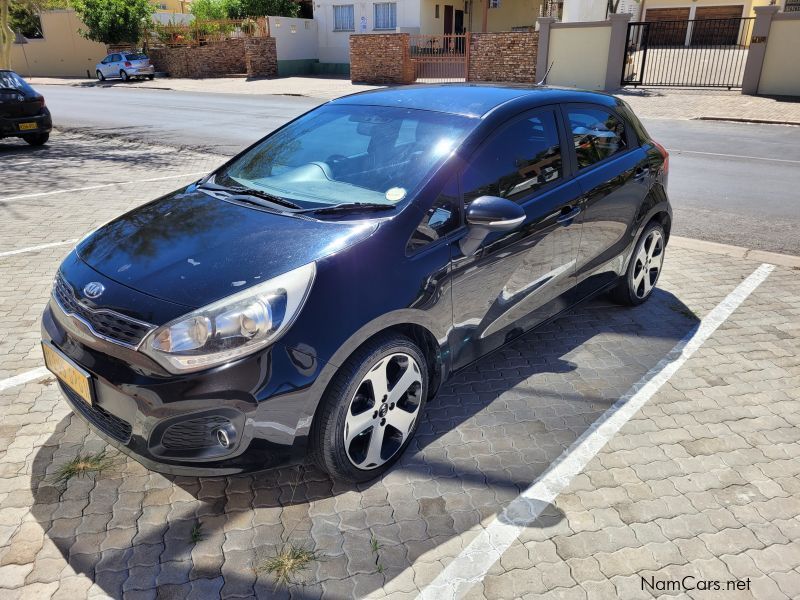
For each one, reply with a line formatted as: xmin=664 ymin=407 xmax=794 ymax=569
xmin=469 ymin=0 xmax=541 ymax=32
xmin=270 ymin=17 xmax=319 ymax=59
xmin=10 ymin=10 xmax=108 ymax=78
xmin=315 ymin=0 xmax=422 ymax=64
xmin=546 ymin=23 xmax=611 ymax=89
xmin=562 ymin=0 xmax=606 ymax=22
xmin=153 ymin=0 xmax=192 ymax=14
xmin=758 ymin=16 xmax=800 ymax=96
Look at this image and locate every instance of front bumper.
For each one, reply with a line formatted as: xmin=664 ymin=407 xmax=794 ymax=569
xmin=42 ymin=297 xmax=326 ymax=476
xmin=0 ymin=109 xmax=52 ymax=138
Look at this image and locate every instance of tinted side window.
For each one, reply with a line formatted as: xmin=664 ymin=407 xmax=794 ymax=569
xmin=111 ymin=54 xmax=122 ymax=62
xmin=568 ymin=108 xmax=627 ymax=169
xmin=407 ymin=175 xmax=460 ymax=252
xmin=461 ymin=110 xmax=562 ymax=205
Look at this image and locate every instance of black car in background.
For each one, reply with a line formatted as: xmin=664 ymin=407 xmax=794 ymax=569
xmin=42 ymin=85 xmax=671 ymax=483
xmin=0 ymin=70 xmax=52 ymax=146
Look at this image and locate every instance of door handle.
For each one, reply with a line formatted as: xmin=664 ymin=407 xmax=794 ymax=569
xmin=557 ymin=206 xmax=581 ymax=224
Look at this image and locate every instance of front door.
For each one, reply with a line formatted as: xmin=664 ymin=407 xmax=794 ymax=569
xmin=566 ymin=104 xmax=652 ymax=295
xmin=450 ymin=107 xmax=583 ymax=369
xmin=444 ymin=5 xmax=454 ymax=34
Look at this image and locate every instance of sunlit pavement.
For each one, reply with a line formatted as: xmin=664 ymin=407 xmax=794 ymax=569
xmin=1 ymin=133 xmax=799 ymax=599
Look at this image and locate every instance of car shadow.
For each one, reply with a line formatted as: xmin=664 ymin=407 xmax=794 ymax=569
xmin=28 ymin=287 xmax=698 ymax=598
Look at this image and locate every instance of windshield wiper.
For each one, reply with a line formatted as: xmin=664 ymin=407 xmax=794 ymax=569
xmin=198 ymin=181 xmax=301 ymax=210
xmin=298 ymin=202 xmax=396 ymax=215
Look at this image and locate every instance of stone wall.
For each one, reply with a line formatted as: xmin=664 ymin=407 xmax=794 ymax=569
xmin=468 ymin=32 xmax=538 ymax=83
xmin=350 ymin=33 xmax=415 ymax=84
xmin=148 ymin=37 xmax=277 ymax=78
xmin=244 ymin=37 xmax=278 ymax=77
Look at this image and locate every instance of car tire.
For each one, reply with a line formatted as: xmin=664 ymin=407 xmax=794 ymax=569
xmin=311 ymin=334 xmax=428 ymax=483
xmin=148 ymin=74 xmax=155 ymax=80
xmin=611 ymin=221 xmax=666 ymax=306
xmin=120 ymin=70 xmax=129 ymax=82
xmin=96 ymin=70 xmax=105 ymax=81
xmin=24 ymin=133 xmax=49 ymax=146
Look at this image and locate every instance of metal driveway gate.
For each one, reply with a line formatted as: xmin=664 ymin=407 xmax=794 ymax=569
xmin=409 ymin=34 xmax=469 ymax=83
xmin=621 ymin=17 xmax=755 ymax=89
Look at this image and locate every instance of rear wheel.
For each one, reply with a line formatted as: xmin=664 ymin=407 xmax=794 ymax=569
xmin=120 ymin=70 xmax=129 ymax=82
xmin=96 ymin=70 xmax=105 ymax=81
xmin=311 ymin=334 xmax=428 ymax=483
xmin=147 ymin=74 xmax=155 ymax=80
xmin=24 ymin=133 xmax=49 ymax=146
xmin=611 ymin=221 xmax=666 ymax=306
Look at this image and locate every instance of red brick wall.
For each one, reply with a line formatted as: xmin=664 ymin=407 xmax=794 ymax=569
xmin=350 ymin=33 xmax=415 ymax=84
xmin=149 ymin=39 xmax=249 ymax=78
xmin=244 ymin=37 xmax=277 ymax=77
xmin=468 ymin=32 xmax=539 ymax=83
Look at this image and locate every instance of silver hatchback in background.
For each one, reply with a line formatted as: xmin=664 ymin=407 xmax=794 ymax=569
xmin=96 ymin=53 xmax=155 ymax=82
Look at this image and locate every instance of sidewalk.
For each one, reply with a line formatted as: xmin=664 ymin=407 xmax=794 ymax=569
xmin=29 ymin=75 xmax=800 ymax=124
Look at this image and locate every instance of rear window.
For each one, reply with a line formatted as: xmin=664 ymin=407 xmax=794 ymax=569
xmin=0 ymin=71 xmax=34 ymax=95
xmin=124 ymin=54 xmax=148 ymax=61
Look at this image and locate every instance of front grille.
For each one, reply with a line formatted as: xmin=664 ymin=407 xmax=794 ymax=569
xmin=161 ymin=415 xmax=231 ymax=450
xmin=60 ymin=383 xmax=133 ymax=444
xmin=53 ymin=273 xmax=155 ymax=349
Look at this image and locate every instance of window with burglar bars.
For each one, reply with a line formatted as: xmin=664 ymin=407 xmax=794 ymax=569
xmin=785 ymin=0 xmax=800 ymax=12
xmin=333 ymin=5 xmax=355 ymax=31
xmin=374 ymin=3 xmax=397 ymax=29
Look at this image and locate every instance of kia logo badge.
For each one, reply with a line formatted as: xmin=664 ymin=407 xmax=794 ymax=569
xmin=83 ymin=282 xmax=105 ymax=299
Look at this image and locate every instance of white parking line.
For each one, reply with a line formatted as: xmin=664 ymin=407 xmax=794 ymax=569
xmin=418 ymin=263 xmax=775 ymax=600
xmin=0 ymin=367 xmax=50 ymax=392
xmin=674 ymin=149 xmax=800 ymax=165
xmin=0 ymin=239 xmax=77 ymax=258
xmin=0 ymin=171 xmax=208 ymax=204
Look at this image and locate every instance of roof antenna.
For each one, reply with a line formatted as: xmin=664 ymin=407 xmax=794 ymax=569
xmin=537 ymin=61 xmax=554 ymax=86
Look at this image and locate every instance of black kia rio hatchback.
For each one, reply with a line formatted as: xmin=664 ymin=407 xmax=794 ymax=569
xmin=42 ymin=85 xmax=671 ymax=482
xmin=0 ymin=70 xmax=52 ymax=146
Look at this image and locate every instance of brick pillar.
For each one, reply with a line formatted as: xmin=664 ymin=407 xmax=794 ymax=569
xmin=742 ymin=5 xmax=779 ymax=95
xmin=245 ymin=37 xmax=277 ymax=78
xmin=605 ymin=13 xmax=632 ymax=91
xmin=350 ymin=33 xmax=414 ymax=84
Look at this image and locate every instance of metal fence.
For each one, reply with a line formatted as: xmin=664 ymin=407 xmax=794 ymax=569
xmin=409 ymin=34 xmax=468 ymax=83
xmin=147 ymin=17 xmax=270 ymax=48
xmin=622 ymin=17 xmax=755 ymax=89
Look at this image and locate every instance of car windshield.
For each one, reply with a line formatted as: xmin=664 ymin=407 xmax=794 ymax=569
xmin=124 ymin=53 xmax=148 ymax=60
xmin=215 ymin=104 xmax=476 ymax=208
xmin=0 ymin=71 xmax=34 ymax=94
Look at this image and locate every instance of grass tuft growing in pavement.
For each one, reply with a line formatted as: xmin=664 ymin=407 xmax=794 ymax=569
xmin=259 ymin=544 xmax=321 ymax=587
xmin=190 ymin=521 xmax=204 ymax=544
xmin=51 ymin=450 xmax=114 ymax=484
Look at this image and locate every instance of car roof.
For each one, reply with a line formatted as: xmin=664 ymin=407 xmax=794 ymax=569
xmin=331 ymin=84 xmax=618 ymax=118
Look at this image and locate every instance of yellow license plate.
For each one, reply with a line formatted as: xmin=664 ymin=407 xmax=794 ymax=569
xmin=42 ymin=343 xmax=93 ymax=405
xmin=18 ymin=122 xmax=37 ymax=131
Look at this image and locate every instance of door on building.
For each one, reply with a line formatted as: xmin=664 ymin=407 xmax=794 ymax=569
xmin=693 ymin=5 xmax=744 ymax=45
xmin=444 ymin=5 xmax=454 ymax=34
xmin=454 ymin=9 xmax=464 ymax=34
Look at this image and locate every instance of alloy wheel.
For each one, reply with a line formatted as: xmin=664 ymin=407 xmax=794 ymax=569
xmin=632 ymin=229 xmax=664 ymax=299
xmin=344 ymin=353 xmax=423 ymax=470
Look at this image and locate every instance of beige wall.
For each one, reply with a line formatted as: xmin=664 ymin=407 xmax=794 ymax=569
xmin=546 ymin=24 xmax=611 ymax=90
xmin=420 ymin=0 xmax=540 ymax=34
xmin=758 ymin=17 xmax=800 ymax=96
xmin=154 ymin=0 xmax=192 ymax=14
xmin=10 ymin=11 xmax=107 ymax=78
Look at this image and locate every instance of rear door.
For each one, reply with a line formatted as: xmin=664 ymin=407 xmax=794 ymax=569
xmin=449 ymin=106 xmax=584 ymax=368
xmin=565 ymin=104 xmax=651 ymax=296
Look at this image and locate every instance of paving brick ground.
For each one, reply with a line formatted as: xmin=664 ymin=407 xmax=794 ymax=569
xmin=0 ymin=133 xmax=798 ymax=599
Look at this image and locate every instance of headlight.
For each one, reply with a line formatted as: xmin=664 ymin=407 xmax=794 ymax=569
xmin=142 ymin=262 xmax=316 ymax=373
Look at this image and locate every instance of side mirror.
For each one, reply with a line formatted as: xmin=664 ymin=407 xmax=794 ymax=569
xmin=459 ymin=195 xmax=525 ymax=256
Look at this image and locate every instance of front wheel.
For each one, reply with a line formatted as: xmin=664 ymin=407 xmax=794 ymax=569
xmin=311 ymin=334 xmax=428 ymax=483
xmin=24 ymin=133 xmax=49 ymax=146
xmin=611 ymin=221 xmax=666 ymax=306
xmin=147 ymin=74 xmax=155 ymax=80
xmin=96 ymin=70 xmax=105 ymax=81
xmin=120 ymin=70 xmax=129 ymax=82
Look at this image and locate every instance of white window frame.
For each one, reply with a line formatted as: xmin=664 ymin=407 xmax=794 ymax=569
xmin=373 ymin=2 xmax=397 ymax=30
xmin=333 ymin=4 xmax=355 ymax=31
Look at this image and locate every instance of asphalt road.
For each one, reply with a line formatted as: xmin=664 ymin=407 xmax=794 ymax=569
xmin=14 ymin=84 xmax=800 ymax=254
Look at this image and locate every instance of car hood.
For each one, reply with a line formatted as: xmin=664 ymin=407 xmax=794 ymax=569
xmin=76 ymin=187 xmax=378 ymax=307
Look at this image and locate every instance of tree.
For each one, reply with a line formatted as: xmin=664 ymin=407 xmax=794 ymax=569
xmin=71 ymin=0 xmax=153 ymax=45
xmin=190 ymin=0 xmax=299 ymax=20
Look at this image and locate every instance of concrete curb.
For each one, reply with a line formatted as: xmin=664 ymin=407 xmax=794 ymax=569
xmin=671 ymin=236 xmax=800 ymax=268
xmin=694 ymin=116 xmax=800 ymax=127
